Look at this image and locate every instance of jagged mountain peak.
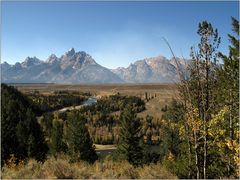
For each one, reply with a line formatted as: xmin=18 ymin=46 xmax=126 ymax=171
xmin=22 ymin=56 xmax=42 ymax=67
xmin=134 ymin=59 xmax=147 ymax=65
xmin=74 ymin=52 xmax=96 ymax=66
xmin=60 ymin=49 xmax=97 ymax=69
xmin=1 ymin=49 xmax=188 ymax=84
xmin=2 ymin=61 xmax=10 ymax=65
xmin=47 ymin=54 xmax=58 ymax=64
xmin=1 ymin=48 xmax=123 ymax=83
xmin=1 ymin=61 xmax=11 ymax=73
xmin=49 ymin=54 xmax=57 ymax=59
xmin=111 ymin=55 xmax=188 ymax=83
xmin=146 ymin=55 xmax=168 ymax=62
xmin=65 ymin=48 xmax=75 ymax=57
xmin=155 ymin=55 xmax=168 ymax=60
xmin=24 ymin=56 xmax=39 ymax=61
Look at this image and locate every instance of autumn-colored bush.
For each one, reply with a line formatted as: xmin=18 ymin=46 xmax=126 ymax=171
xmin=1 ymin=154 xmax=176 ymax=179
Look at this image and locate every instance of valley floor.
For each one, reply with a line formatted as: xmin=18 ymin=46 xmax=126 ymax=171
xmin=12 ymin=83 xmax=178 ymax=118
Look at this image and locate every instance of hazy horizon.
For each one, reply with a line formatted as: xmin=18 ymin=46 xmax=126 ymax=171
xmin=2 ymin=1 xmax=238 ymax=68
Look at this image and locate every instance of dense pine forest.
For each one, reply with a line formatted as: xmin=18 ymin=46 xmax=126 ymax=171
xmin=1 ymin=18 xmax=239 ymax=179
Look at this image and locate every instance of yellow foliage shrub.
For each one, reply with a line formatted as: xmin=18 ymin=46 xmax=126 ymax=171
xmin=1 ymin=154 xmax=176 ymax=179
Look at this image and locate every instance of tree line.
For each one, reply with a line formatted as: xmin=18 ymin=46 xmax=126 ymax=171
xmin=28 ymin=93 xmax=87 ymax=115
xmin=160 ymin=17 xmax=239 ymax=178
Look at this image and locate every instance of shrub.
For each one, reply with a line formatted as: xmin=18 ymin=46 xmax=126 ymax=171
xmin=1 ymin=154 xmax=176 ymax=179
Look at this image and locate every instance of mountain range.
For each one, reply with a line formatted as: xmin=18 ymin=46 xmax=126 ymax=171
xmin=1 ymin=48 xmax=189 ymax=84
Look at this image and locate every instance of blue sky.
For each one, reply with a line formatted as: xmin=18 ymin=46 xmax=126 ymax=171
xmin=1 ymin=1 xmax=239 ymax=68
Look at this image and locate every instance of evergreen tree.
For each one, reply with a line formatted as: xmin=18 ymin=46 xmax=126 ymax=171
xmin=41 ymin=112 xmax=54 ymax=138
xmin=216 ymin=17 xmax=239 ymax=177
xmin=50 ymin=114 xmax=67 ymax=155
xmin=1 ymin=84 xmax=48 ymax=165
xmin=160 ymin=99 xmax=183 ymax=158
xmin=25 ymin=109 xmax=48 ymax=160
xmin=117 ymin=105 xmax=143 ymax=166
xmin=65 ymin=110 xmax=97 ymax=163
xmin=217 ymin=17 xmax=239 ymax=140
xmin=162 ymin=99 xmax=184 ymax=123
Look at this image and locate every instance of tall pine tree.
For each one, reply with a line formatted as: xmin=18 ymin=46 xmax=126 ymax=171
xmin=50 ymin=113 xmax=67 ymax=155
xmin=117 ymin=105 xmax=143 ymax=166
xmin=65 ymin=110 xmax=98 ymax=163
xmin=217 ymin=17 xmax=239 ymax=140
xmin=216 ymin=17 xmax=239 ymax=177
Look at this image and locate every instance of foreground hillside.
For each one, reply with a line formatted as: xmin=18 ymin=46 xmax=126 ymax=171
xmin=2 ymin=154 xmax=176 ymax=179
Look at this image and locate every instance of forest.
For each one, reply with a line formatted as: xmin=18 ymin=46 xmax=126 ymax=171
xmin=1 ymin=17 xmax=239 ymax=179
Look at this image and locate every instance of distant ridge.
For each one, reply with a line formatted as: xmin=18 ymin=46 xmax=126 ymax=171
xmin=1 ymin=48 xmax=123 ymax=84
xmin=1 ymin=49 xmax=189 ymax=84
xmin=111 ymin=56 xmax=189 ymax=83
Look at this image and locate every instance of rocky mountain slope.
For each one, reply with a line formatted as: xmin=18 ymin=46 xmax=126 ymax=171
xmin=111 ymin=56 xmax=189 ymax=83
xmin=1 ymin=49 xmax=189 ymax=84
xmin=1 ymin=48 xmax=123 ymax=84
